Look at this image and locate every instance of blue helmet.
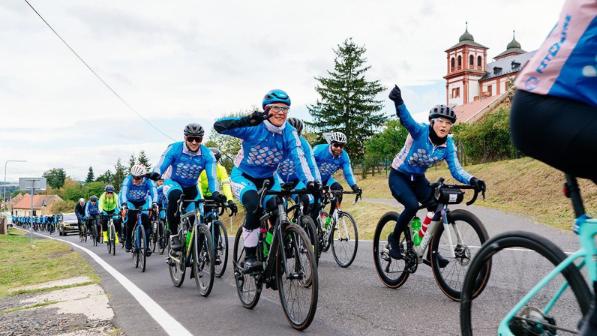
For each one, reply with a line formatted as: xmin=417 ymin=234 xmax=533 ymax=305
xmin=262 ymin=89 xmax=291 ymax=109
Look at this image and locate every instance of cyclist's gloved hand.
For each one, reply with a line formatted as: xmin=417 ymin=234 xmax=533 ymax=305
xmin=211 ymin=191 xmax=227 ymax=204
xmin=351 ymin=184 xmax=362 ymax=194
xmin=147 ymin=172 xmax=161 ymax=181
xmin=306 ymin=181 xmax=319 ymax=192
xmin=227 ymin=200 xmax=238 ymax=214
xmin=248 ymin=110 xmax=268 ymax=125
xmin=469 ymin=177 xmax=486 ymax=193
xmin=389 ymin=85 xmax=404 ymax=106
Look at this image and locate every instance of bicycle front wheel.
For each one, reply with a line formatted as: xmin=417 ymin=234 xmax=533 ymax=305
xmin=233 ymin=226 xmax=262 ymax=309
xmin=213 ymin=220 xmax=228 ymax=278
xmin=277 ymin=223 xmax=318 ymax=331
xmin=331 ymin=212 xmax=358 ymax=268
xmin=431 ymin=209 xmax=490 ymax=301
xmin=168 ymin=234 xmax=186 ymax=287
xmin=193 ymin=224 xmax=214 ymax=297
xmin=372 ymin=212 xmax=411 ymax=288
xmin=460 ymin=231 xmax=591 ymax=336
xmin=139 ymin=225 xmax=147 ymax=272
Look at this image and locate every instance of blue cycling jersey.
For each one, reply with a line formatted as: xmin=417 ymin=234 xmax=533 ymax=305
xmin=156 ymin=185 xmax=167 ymax=208
xmin=278 ymin=136 xmax=321 ymax=183
xmin=85 ymin=201 xmax=99 ymax=217
xmin=214 ymin=118 xmax=314 ymax=183
xmin=154 ymin=142 xmax=218 ymax=191
xmin=120 ymin=175 xmax=157 ymax=204
xmin=312 ymin=144 xmax=357 ymax=187
xmin=391 ymin=104 xmax=472 ymax=184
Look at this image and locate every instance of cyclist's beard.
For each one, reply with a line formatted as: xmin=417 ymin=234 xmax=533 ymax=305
xmin=429 ymin=125 xmax=447 ymax=146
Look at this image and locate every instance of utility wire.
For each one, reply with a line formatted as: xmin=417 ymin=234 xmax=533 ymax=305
xmin=24 ymin=0 xmax=175 ymax=141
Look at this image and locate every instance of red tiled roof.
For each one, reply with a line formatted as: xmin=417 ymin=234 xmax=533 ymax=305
xmin=454 ymin=94 xmax=506 ymax=123
xmin=12 ymin=194 xmax=63 ymax=210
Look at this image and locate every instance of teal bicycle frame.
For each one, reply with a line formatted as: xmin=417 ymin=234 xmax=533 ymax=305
xmin=498 ymin=175 xmax=596 ymax=335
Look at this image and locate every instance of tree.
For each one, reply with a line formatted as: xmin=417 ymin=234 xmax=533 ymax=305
xmin=138 ymin=150 xmax=151 ymax=170
xmin=307 ymin=38 xmax=387 ymax=161
xmin=363 ymin=119 xmax=408 ymax=176
xmin=85 ymin=167 xmax=95 ymax=183
xmin=114 ymin=159 xmax=127 ymax=191
xmin=43 ymin=168 xmax=66 ymax=189
xmin=96 ymin=170 xmax=114 ymax=184
xmin=128 ymin=154 xmax=136 ymax=170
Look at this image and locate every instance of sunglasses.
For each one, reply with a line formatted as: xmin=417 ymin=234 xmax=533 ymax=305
xmin=332 ymin=142 xmax=345 ymax=148
xmin=268 ymin=106 xmax=290 ymax=113
xmin=186 ymin=136 xmax=202 ymax=143
xmin=133 ymin=176 xmax=143 ymax=180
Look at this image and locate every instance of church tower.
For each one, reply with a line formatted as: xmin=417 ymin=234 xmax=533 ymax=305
xmin=444 ymin=23 xmax=488 ymax=106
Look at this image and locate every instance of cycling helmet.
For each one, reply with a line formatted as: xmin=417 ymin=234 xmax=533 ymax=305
xmin=89 ymin=195 xmax=98 ymax=202
xmin=105 ymin=184 xmax=115 ymax=193
xmin=429 ymin=105 xmax=457 ymax=123
xmin=326 ymin=131 xmax=347 ymax=144
xmin=287 ymin=118 xmax=304 ymax=135
xmin=130 ymin=164 xmax=147 ymax=177
xmin=262 ymin=89 xmax=291 ymax=109
xmin=209 ymin=147 xmax=222 ymax=161
xmin=184 ymin=123 xmax=205 ymax=137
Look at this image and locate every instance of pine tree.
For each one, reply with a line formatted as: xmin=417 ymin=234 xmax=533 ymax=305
xmin=138 ymin=150 xmax=151 ymax=170
xmin=128 ymin=154 xmax=136 ymax=170
xmin=96 ymin=170 xmax=114 ymax=184
xmin=114 ymin=159 xmax=127 ymax=191
xmin=307 ymin=38 xmax=387 ymax=161
xmin=85 ymin=167 xmax=95 ymax=183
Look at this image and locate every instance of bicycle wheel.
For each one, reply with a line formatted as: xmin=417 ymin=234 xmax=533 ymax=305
xmin=91 ymin=221 xmax=98 ymax=247
xmin=460 ymin=231 xmax=591 ymax=336
xmin=168 ymin=232 xmax=186 ymax=287
xmin=159 ymin=224 xmax=169 ymax=255
xmin=300 ymin=216 xmax=319 ymax=265
xmin=372 ymin=212 xmax=411 ymax=288
xmin=331 ymin=211 xmax=358 ymax=268
xmin=107 ymin=223 xmax=113 ymax=255
xmin=431 ymin=209 xmax=490 ymax=301
xmin=277 ymin=223 xmax=318 ymax=331
xmin=133 ymin=225 xmax=140 ymax=269
xmin=139 ymin=224 xmax=147 ymax=272
xmin=151 ymin=221 xmax=158 ymax=253
xmin=192 ymin=225 xmax=214 ymax=297
xmin=319 ymin=211 xmax=332 ymax=252
xmin=213 ymin=220 xmax=228 ymax=278
xmin=110 ymin=223 xmax=116 ymax=256
xmin=233 ymin=226 xmax=262 ymax=309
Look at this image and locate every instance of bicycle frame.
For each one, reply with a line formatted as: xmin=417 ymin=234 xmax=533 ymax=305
xmin=498 ymin=175 xmax=597 ymax=335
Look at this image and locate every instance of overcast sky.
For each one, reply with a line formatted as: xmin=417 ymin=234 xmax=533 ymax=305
xmin=1 ymin=0 xmax=563 ymax=181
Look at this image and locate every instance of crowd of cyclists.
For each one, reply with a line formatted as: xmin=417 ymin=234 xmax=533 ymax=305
xmin=12 ymin=214 xmax=62 ymax=233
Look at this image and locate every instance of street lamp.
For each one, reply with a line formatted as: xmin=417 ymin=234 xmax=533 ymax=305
xmin=3 ymin=160 xmax=27 ymax=211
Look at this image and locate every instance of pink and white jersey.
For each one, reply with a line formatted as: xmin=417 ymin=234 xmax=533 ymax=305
xmin=515 ymin=0 xmax=597 ymax=107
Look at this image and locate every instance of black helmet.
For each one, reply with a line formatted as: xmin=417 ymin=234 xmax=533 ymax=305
xmin=90 ymin=195 xmax=98 ymax=202
xmin=287 ymin=118 xmax=304 ymax=135
xmin=184 ymin=123 xmax=204 ymax=137
xmin=429 ymin=105 xmax=457 ymax=123
xmin=209 ymin=147 xmax=222 ymax=161
xmin=104 ymin=184 xmax=115 ymax=193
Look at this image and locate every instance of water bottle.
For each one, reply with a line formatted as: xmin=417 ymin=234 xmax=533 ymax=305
xmin=185 ymin=231 xmax=191 ymax=248
xmin=411 ymin=217 xmax=422 ymax=246
xmin=262 ymin=228 xmax=273 ymax=257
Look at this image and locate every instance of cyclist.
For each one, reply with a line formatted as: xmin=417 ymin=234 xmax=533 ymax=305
xmin=84 ymin=195 xmax=100 ymax=242
xmin=313 ymin=131 xmax=362 ymax=225
xmin=153 ymin=123 xmax=224 ymax=252
xmin=277 ymin=118 xmax=321 ymax=223
xmin=99 ymin=184 xmax=120 ymax=245
xmin=213 ymin=89 xmax=316 ymax=271
xmin=154 ymin=177 xmax=167 ymax=245
xmin=386 ymin=85 xmax=486 ymax=265
xmin=121 ymin=164 xmax=157 ymax=254
xmin=510 ymin=2 xmax=596 ymax=334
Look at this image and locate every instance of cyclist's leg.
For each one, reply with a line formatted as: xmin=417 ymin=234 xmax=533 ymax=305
xmin=125 ymin=207 xmax=136 ymax=251
xmin=511 ymin=90 xmax=597 ymax=183
xmin=326 ymin=178 xmax=343 ymax=215
xmin=164 ymin=180 xmax=184 ymax=250
xmin=100 ymin=214 xmax=109 ymax=242
xmin=388 ymin=168 xmax=419 ymax=258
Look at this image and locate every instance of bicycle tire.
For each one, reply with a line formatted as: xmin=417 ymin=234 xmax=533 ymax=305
xmin=300 ymin=216 xmax=319 ymax=265
xmin=151 ymin=221 xmax=158 ymax=253
xmin=372 ymin=212 xmax=411 ymax=288
xmin=431 ymin=209 xmax=490 ymax=301
xmin=133 ymin=224 xmax=140 ymax=269
xmin=110 ymin=223 xmax=116 ymax=256
xmin=277 ymin=223 xmax=318 ymax=331
xmin=460 ymin=231 xmax=591 ymax=336
xmin=160 ymin=224 xmax=169 ymax=255
xmin=213 ymin=220 xmax=228 ymax=278
xmin=193 ymin=224 xmax=215 ymax=297
xmin=319 ymin=211 xmax=332 ymax=252
xmin=91 ymin=221 xmax=98 ymax=247
xmin=168 ymin=233 xmax=186 ymax=287
xmin=107 ymin=223 xmax=113 ymax=255
xmin=139 ymin=224 xmax=147 ymax=272
xmin=331 ymin=211 xmax=358 ymax=268
xmin=233 ymin=226 xmax=262 ymax=309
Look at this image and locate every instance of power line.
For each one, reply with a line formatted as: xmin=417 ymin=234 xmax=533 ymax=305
xmin=24 ymin=0 xmax=175 ymax=141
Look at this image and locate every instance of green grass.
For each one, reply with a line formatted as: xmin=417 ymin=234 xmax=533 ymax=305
xmin=0 ymin=228 xmax=99 ymax=298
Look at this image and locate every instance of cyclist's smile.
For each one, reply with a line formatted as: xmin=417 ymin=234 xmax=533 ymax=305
xmin=266 ymin=103 xmax=289 ymax=127
xmin=432 ymin=117 xmax=453 ymax=138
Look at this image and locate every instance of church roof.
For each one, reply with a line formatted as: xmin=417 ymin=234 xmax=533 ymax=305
xmin=495 ymin=31 xmax=526 ymax=59
xmin=481 ymin=50 xmax=536 ymax=81
xmin=447 ymin=25 xmax=487 ymax=50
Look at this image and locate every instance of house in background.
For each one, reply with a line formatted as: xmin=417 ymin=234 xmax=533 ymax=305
xmin=12 ymin=194 xmax=63 ymax=216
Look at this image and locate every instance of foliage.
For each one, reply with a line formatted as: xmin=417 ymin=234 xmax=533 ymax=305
xmin=95 ymin=170 xmax=114 ymax=184
xmin=364 ymin=119 xmax=408 ymax=165
xmin=85 ymin=167 xmax=95 ymax=183
xmin=113 ymin=159 xmax=127 ymax=191
xmin=49 ymin=200 xmax=76 ymax=214
xmin=85 ymin=181 xmax=105 ymax=198
xmin=61 ymin=178 xmax=85 ymax=202
xmin=42 ymin=168 xmax=66 ymax=189
xmin=307 ymin=38 xmax=387 ymax=161
xmin=128 ymin=154 xmax=136 ymax=170
xmin=137 ymin=150 xmax=151 ymax=170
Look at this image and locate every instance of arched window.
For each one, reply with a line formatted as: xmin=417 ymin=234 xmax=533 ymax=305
xmin=451 ymin=57 xmax=455 ymax=71
xmin=477 ymin=55 xmax=482 ymax=68
xmin=469 ymin=55 xmax=474 ymax=69
xmin=457 ymin=55 xmax=462 ymax=69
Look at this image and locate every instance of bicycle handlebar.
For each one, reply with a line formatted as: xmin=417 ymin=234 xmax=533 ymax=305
xmin=429 ymin=177 xmax=485 ymax=206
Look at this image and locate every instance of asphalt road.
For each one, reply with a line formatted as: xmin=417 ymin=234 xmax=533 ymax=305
xmin=33 ymin=203 xmax=582 ymax=336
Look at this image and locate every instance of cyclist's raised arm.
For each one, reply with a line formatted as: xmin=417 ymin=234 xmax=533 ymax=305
xmin=444 ymin=137 xmax=473 ymax=185
xmin=389 ymin=85 xmax=425 ymax=137
xmin=285 ymin=127 xmax=314 ymax=184
xmin=148 ymin=179 xmax=158 ymax=205
xmin=154 ymin=144 xmax=176 ymax=176
xmin=203 ymin=145 xmax=219 ymax=194
xmin=213 ymin=111 xmax=267 ymax=139
xmin=301 ymin=137 xmax=321 ymax=183
xmin=341 ymin=151 xmax=357 ymax=187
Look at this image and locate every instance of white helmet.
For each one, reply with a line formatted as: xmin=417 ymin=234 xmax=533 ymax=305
xmin=130 ymin=164 xmax=147 ymax=177
xmin=325 ymin=131 xmax=347 ymax=144
xmin=79 ymin=198 xmax=85 ymax=203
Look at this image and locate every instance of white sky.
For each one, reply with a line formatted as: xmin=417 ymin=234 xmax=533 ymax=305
xmin=1 ymin=0 xmax=564 ymax=181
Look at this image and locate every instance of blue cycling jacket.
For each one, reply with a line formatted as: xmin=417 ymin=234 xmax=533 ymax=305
xmin=156 ymin=185 xmax=167 ymax=208
xmin=154 ymin=142 xmax=218 ymax=191
xmin=85 ymin=201 xmax=99 ymax=217
xmin=214 ymin=117 xmax=314 ymax=183
xmin=120 ymin=175 xmax=157 ymax=204
xmin=277 ymin=136 xmax=321 ymax=183
xmin=391 ymin=104 xmax=473 ymax=184
xmin=312 ymin=144 xmax=357 ymax=187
